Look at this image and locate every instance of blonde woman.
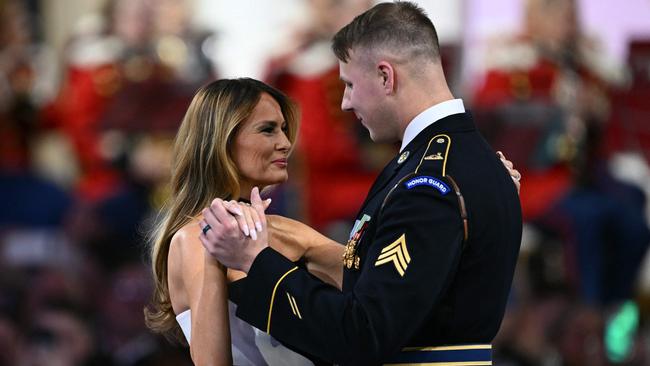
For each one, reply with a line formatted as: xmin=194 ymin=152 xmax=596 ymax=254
xmin=144 ymin=78 xmax=342 ymax=365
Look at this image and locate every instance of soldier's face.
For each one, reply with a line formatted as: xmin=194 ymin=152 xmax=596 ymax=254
xmin=339 ymin=52 xmax=400 ymax=143
xmin=233 ymin=93 xmax=291 ymax=194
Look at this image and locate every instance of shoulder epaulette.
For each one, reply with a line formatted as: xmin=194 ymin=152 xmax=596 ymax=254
xmin=415 ymin=134 xmax=451 ymax=176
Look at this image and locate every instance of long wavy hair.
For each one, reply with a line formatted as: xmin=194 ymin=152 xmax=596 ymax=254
xmin=144 ymin=78 xmax=298 ymax=340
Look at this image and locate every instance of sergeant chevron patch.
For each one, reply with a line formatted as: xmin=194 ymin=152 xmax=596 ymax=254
xmin=375 ymin=233 xmax=411 ymax=276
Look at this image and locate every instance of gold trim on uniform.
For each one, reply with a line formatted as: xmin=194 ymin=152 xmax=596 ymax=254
xmin=402 ymin=345 xmax=492 ymax=352
xmin=267 ymin=266 xmax=298 ymax=333
xmin=286 ymin=292 xmax=302 ymax=319
xmin=384 ymin=362 xmax=491 ymax=366
xmin=416 ymin=134 xmax=451 ymax=176
xmin=375 ymin=233 xmax=411 ymax=276
xmin=424 ymin=152 xmax=444 ymax=160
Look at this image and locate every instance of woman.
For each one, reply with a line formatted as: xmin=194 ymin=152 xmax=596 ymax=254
xmin=144 ymin=78 xmax=521 ymax=365
xmin=144 ymin=78 xmax=342 ymax=365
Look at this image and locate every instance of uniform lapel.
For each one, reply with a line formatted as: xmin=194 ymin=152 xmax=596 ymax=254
xmin=358 ymin=153 xmax=402 ymax=210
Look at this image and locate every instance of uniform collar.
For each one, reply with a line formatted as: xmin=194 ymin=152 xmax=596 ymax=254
xmin=400 ymin=99 xmax=465 ymax=152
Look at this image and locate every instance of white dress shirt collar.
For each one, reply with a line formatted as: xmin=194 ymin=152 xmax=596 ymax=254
xmin=400 ymin=99 xmax=465 ymax=152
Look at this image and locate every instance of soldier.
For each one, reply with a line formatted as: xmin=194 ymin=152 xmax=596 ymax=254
xmin=201 ymin=2 xmax=522 ymax=364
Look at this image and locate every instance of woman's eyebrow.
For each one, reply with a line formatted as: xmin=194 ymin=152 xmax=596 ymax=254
xmin=256 ymin=120 xmax=284 ymax=127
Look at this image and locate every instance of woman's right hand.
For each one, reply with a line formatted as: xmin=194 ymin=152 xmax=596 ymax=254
xmin=200 ymin=187 xmax=271 ymax=273
xmin=223 ymin=197 xmax=272 ymax=241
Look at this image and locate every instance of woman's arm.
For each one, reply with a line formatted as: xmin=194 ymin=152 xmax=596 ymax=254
xmin=267 ymin=215 xmax=344 ymax=289
xmin=171 ymin=224 xmax=232 ymax=365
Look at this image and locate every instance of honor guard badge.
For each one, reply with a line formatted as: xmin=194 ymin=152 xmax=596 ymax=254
xmin=397 ymin=151 xmax=410 ymax=164
xmin=375 ymin=233 xmax=411 ymax=276
xmin=404 ymin=176 xmax=450 ymax=195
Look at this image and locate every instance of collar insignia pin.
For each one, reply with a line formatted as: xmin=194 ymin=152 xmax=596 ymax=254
xmin=398 ymin=151 xmax=410 ymax=164
xmin=424 ymin=152 xmax=444 ymax=160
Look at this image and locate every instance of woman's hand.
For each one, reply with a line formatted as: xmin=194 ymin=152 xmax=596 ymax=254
xmin=222 ymin=198 xmax=272 ymax=241
xmin=498 ymin=151 xmax=521 ymax=193
xmin=199 ymin=187 xmax=270 ymax=273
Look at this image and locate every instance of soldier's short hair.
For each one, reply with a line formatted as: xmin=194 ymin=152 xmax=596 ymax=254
xmin=332 ymin=1 xmax=440 ymax=63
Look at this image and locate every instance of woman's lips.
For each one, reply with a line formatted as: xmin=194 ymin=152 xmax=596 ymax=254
xmin=272 ymin=158 xmax=287 ymax=167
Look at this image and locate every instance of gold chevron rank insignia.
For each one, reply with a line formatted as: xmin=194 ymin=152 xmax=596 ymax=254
xmin=375 ymin=234 xmax=411 ymax=276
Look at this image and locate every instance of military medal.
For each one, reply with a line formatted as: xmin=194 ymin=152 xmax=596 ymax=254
xmin=343 ymin=223 xmax=367 ymax=269
xmin=342 ymin=237 xmax=358 ymax=269
xmin=343 ymin=214 xmax=371 ymax=269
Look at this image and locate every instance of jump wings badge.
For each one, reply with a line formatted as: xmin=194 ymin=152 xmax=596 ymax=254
xmin=343 ymin=214 xmax=371 ymax=269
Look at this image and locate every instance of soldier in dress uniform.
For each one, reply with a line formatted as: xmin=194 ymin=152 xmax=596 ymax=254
xmin=200 ymin=2 xmax=522 ymax=364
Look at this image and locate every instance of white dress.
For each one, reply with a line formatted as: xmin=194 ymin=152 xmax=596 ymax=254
xmin=175 ymin=301 xmax=314 ymax=365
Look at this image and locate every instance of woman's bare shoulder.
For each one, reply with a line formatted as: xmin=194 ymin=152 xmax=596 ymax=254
xmin=168 ymin=217 xmax=204 ymax=312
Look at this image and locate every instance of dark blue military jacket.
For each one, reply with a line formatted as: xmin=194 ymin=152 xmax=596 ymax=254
xmin=232 ymin=112 xmax=522 ymax=364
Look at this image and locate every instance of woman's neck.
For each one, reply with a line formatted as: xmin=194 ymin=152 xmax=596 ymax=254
xmin=237 ymin=185 xmax=263 ymax=202
xmin=238 ymin=183 xmax=253 ymax=201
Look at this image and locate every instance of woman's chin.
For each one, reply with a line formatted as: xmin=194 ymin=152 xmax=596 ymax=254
xmin=260 ymin=175 xmax=289 ymax=188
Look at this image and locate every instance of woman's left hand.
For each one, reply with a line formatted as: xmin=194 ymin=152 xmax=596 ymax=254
xmin=498 ymin=151 xmax=521 ymax=193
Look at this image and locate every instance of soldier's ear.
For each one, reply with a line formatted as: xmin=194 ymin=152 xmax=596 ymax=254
xmin=377 ymin=61 xmax=395 ymax=95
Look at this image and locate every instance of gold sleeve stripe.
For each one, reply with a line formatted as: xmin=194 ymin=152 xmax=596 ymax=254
xmin=266 ymin=266 xmax=298 ymax=333
xmin=402 ymin=345 xmax=492 ymax=351
xmin=415 ymin=134 xmax=451 ymax=176
xmin=291 ymin=296 xmax=302 ymax=319
xmin=286 ymin=292 xmax=298 ymax=316
xmin=383 ymin=361 xmax=491 ymax=365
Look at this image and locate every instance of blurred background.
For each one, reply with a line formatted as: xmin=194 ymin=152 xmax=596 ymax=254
xmin=1 ymin=0 xmax=650 ymax=365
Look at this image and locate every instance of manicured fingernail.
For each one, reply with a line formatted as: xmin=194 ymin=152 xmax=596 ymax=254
xmin=243 ymin=225 xmax=249 ymax=236
xmin=255 ymin=222 xmax=262 ymax=232
xmin=265 ymin=198 xmax=272 ymax=205
xmin=251 ymin=229 xmax=257 ymax=240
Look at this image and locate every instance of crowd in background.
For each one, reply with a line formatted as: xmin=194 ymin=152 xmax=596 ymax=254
xmin=1 ymin=0 xmax=650 ymax=365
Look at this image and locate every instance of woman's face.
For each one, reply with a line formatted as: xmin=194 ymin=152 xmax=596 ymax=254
xmin=233 ymin=93 xmax=291 ymax=195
